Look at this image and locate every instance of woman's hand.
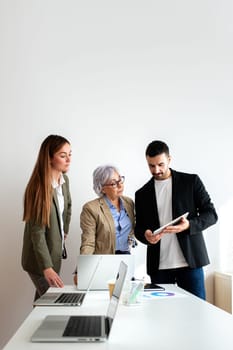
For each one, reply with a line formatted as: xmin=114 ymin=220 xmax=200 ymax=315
xmin=43 ymin=267 xmax=64 ymax=288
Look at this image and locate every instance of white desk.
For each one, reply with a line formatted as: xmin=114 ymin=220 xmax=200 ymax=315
xmin=3 ymin=284 xmax=233 ymax=350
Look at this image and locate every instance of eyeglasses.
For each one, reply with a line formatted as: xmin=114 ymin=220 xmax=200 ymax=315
xmin=103 ymin=176 xmax=125 ymax=188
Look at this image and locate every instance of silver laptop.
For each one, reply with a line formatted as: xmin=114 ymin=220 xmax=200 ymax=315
xmin=33 ymin=291 xmax=86 ymax=307
xmin=33 ymin=255 xmax=102 ymax=307
xmin=31 ymin=261 xmax=127 ymax=343
xmin=77 ymin=254 xmax=134 ymax=290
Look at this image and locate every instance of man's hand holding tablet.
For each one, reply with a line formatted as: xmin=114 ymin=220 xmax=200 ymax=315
xmin=152 ymin=212 xmax=189 ymax=236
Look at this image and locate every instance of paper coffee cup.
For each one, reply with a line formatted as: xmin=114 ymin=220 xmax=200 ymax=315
xmin=108 ymin=280 xmax=115 ymax=298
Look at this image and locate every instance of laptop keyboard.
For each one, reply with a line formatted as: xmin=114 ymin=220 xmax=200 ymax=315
xmin=55 ymin=293 xmax=85 ymax=305
xmin=63 ymin=316 xmax=102 ymax=337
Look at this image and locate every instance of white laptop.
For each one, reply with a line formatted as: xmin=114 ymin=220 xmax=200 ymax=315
xmin=77 ymin=254 xmax=134 ymax=290
xmin=33 ymin=290 xmax=86 ymax=307
xmin=31 ymin=261 xmax=127 ymax=343
xmin=33 ymin=254 xmax=102 ymax=307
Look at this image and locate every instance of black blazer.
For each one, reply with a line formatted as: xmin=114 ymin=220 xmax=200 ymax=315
xmin=135 ymin=169 xmax=218 ymax=276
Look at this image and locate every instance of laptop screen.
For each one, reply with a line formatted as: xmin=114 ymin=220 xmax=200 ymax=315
xmin=106 ymin=261 xmax=127 ymax=319
xmin=77 ymin=254 xmax=134 ymax=290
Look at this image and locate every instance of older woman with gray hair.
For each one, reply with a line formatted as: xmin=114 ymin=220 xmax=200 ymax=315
xmin=80 ymin=165 xmax=136 ymax=255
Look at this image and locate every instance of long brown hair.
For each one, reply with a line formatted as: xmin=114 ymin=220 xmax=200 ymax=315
xmin=23 ymin=135 xmax=70 ymax=226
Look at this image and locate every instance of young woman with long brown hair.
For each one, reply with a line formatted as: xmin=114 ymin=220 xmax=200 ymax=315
xmin=21 ymin=135 xmax=72 ymax=300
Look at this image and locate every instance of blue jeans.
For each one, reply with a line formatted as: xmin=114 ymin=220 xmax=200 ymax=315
xmin=150 ymin=267 xmax=206 ymax=300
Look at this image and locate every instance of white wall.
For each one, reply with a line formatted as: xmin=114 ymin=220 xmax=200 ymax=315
xmin=1 ymin=0 xmax=233 ymax=348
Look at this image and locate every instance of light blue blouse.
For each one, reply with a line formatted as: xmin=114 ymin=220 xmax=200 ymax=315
xmin=104 ymin=196 xmax=132 ymax=252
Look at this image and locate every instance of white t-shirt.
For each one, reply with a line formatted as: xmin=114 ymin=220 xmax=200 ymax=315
xmin=154 ymin=178 xmax=188 ymax=269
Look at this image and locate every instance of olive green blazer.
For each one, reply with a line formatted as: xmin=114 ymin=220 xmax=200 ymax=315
xmin=80 ymin=196 xmax=135 ymax=254
xmin=21 ymin=175 xmax=72 ymax=275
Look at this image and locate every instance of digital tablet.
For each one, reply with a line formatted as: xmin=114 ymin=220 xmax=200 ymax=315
xmin=144 ymin=283 xmax=165 ymax=291
xmin=152 ymin=212 xmax=189 ymax=235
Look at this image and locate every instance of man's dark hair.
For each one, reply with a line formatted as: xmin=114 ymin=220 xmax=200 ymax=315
xmin=145 ymin=140 xmax=170 ymax=157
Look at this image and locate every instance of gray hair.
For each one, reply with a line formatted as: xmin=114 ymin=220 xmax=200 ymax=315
xmin=93 ymin=165 xmax=119 ymax=196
